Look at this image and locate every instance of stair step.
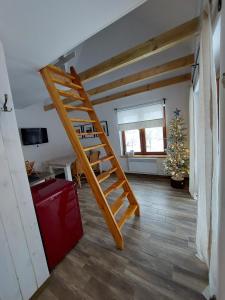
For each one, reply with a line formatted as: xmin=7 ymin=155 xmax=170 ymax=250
xmin=97 ymin=167 xmax=117 ymax=184
xmin=90 ymin=155 xmax=114 ymax=166
xmin=83 ymin=143 xmax=106 ymax=152
xmin=70 ymin=118 xmax=96 ymax=123
xmin=53 ymin=77 xmax=82 ymax=90
xmin=64 ymin=105 xmax=93 ymax=112
xmin=110 ymin=192 xmax=129 ymax=215
xmin=104 ymin=180 xmax=126 ymax=197
xmin=47 ymin=64 xmax=75 ymax=80
xmin=57 ymin=89 xmax=86 ymax=101
xmin=117 ymin=205 xmax=138 ymax=229
xmin=44 ymin=98 xmax=86 ymax=111
xmin=77 ymin=131 xmax=103 ymax=137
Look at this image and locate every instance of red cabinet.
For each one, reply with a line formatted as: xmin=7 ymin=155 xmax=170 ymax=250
xmin=31 ymin=179 xmax=83 ymax=270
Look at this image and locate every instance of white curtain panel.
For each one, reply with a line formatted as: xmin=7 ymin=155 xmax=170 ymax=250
xmin=196 ymin=3 xmax=218 ymax=267
xmin=189 ymin=86 xmax=198 ymax=199
xmin=217 ymin=2 xmax=225 ymax=298
xmin=208 ymin=16 xmax=219 ymax=297
xmin=193 ymin=88 xmax=200 ymax=199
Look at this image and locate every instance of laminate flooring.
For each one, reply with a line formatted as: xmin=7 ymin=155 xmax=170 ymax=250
xmin=33 ymin=175 xmax=208 ymax=300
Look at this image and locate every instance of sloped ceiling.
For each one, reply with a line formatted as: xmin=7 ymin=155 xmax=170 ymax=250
xmin=70 ymin=0 xmax=202 ymax=102
xmin=0 ymin=0 xmax=146 ymax=108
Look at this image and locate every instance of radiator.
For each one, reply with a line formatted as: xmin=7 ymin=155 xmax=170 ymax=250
xmin=127 ymin=157 xmax=158 ymax=174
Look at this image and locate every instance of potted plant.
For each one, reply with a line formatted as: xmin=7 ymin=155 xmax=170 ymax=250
xmin=164 ymin=108 xmax=189 ymax=188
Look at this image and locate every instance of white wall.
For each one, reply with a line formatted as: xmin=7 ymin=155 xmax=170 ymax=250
xmin=0 ymin=41 xmax=49 ymax=300
xmin=16 ymin=81 xmax=190 ymax=175
xmin=16 ymin=104 xmax=73 ymax=170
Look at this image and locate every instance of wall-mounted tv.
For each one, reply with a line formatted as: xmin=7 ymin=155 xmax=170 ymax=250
xmin=21 ymin=128 xmax=48 ymax=145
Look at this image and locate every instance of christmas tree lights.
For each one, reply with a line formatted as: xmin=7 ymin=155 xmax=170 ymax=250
xmin=164 ymin=108 xmax=189 ymax=181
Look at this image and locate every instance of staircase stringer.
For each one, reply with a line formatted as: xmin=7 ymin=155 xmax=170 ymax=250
xmin=70 ymin=67 xmax=140 ymax=214
xmin=40 ymin=67 xmax=124 ymax=249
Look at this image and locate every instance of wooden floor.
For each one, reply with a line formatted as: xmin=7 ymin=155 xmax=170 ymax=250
xmin=33 ymin=175 xmax=208 ymax=300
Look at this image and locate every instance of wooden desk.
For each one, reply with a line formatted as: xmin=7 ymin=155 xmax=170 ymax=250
xmin=47 ymin=155 xmax=75 ymax=181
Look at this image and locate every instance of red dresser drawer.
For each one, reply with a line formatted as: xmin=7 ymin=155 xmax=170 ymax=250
xmin=31 ymin=179 xmax=83 ymax=270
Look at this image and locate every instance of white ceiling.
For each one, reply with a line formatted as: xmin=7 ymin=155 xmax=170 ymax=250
xmin=0 ymin=0 xmax=146 ymax=108
xmin=69 ymin=0 xmax=201 ymax=101
xmin=1 ymin=0 xmax=202 ymax=108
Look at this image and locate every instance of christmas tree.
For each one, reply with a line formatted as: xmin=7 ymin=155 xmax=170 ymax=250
xmin=164 ymin=108 xmax=189 ymax=180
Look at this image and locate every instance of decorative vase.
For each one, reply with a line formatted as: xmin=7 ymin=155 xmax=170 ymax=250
xmin=170 ymin=176 xmax=185 ymax=189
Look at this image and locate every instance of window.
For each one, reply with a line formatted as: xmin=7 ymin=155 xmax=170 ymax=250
xmin=117 ymin=101 xmax=167 ymax=155
xmin=124 ymin=129 xmax=141 ymax=152
xmin=145 ymin=127 xmax=164 ymax=152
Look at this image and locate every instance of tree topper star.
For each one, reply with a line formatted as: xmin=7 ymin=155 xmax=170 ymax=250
xmin=174 ymin=108 xmax=181 ymax=116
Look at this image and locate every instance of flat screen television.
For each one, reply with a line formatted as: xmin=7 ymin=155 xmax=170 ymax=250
xmin=21 ymin=128 xmax=48 ymax=145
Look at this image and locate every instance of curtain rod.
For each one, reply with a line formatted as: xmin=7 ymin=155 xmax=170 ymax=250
xmin=218 ymin=0 xmax=222 ymax=11
xmin=114 ymin=98 xmax=166 ymax=112
xmin=192 ymin=46 xmax=200 ymax=85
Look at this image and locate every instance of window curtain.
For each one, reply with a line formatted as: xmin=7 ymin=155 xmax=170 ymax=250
xmin=217 ymin=2 xmax=225 ymax=298
xmin=194 ymin=3 xmax=220 ymax=298
xmin=189 ymin=86 xmax=198 ymax=199
xmin=117 ymin=101 xmax=164 ymax=131
xmin=196 ymin=2 xmax=218 ymax=271
xmin=208 ymin=35 xmax=219 ymax=300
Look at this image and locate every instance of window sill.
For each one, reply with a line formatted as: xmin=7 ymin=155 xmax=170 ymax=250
xmin=120 ymin=154 xmax=167 ymax=159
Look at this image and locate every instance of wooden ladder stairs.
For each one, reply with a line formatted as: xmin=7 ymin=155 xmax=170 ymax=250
xmin=40 ymin=64 xmax=140 ymax=249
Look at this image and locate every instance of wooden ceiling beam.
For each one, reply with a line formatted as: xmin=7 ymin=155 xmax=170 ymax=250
xmin=79 ymin=17 xmax=199 ymax=82
xmin=91 ymin=73 xmax=191 ymax=106
xmin=87 ymin=54 xmax=194 ymax=96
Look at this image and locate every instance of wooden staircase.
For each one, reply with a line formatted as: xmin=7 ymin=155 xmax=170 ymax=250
xmin=40 ymin=64 xmax=140 ymax=249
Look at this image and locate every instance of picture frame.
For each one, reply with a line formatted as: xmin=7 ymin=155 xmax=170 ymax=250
xmin=75 ymin=121 xmax=109 ymax=139
xmin=74 ymin=126 xmax=82 ymax=134
xmin=100 ymin=120 xmax=109 ymax=136
xmin=83 ymin=124 xmax=95 ymax=138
